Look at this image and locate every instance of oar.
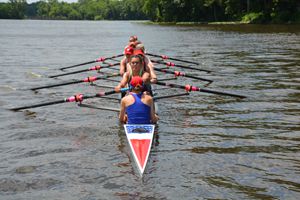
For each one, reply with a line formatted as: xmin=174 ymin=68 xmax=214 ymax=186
xmin=155 ymin=81 xmax=246 ymax=99
xmin=154 ymin=67 xmax=213 ymax=83
xmin=78 ymin=92 xmax=190 ymax=111
xmin=78 ymin=104 xmax=120 ymax=112
xmin=151 ymin=60 xmax=211 ymax=73
xmin=146 ymin=53 xmax=199 ymax=65
xmin=10 ymin=88 xmax=129 ymax=111
xmin=59 ymin=54 xmax=123 ymax=70
xmin=153 ymin=92 xmax=189 ymax=100
xmin=49 ymin=63 xmax=119 ymax=78
xmin=27 ymin=73 xmax=120 ymax=91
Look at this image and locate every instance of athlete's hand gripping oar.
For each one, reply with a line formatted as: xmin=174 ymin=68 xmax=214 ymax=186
xmin=59 ymin=54 xmax=123 ymax=70
xmin=27 ymin=73 xmax=120 ymax=91
xmin=49 ymin=63 xmax=119 ymax=78
xmin=154 ymin=67 xmax=213 ymax=83
xmin=155 ymin=81 xmax=246 ymax=99
xmin=146 ymin=53 xmax=199 ymax=65
xmin=151 ymin=60 xmax=211 ymax=73
xmin=10 ymin=88 xmax=129 ymax=111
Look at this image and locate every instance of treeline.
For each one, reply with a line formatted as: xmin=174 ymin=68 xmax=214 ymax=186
xmin=0 ymin=0 xmax=299 ymax=23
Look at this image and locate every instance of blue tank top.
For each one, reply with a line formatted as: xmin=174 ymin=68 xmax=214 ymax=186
xmin=126 ymin=93 xmax=151 ymax=124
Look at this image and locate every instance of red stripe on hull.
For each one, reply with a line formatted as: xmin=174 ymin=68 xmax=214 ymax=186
xmin=130 ymin=139 xmax=151 ymax=169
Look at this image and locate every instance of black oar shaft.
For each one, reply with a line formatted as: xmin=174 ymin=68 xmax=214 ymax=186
xmin=49 ymin=69 xmax=90 ymax=78
xmin=146 ymin=53 xmax=199 ymax=65
xmin=198 ymin=88 xmax=247 ymax=99
xmin=30 ymin=80 xmax=83 ymax=90
xmin=10 ymin=99 xmax=66 ymax=111
xmin=156 ymin=81 xmax=185 ymax=89
xmin=154 ymin=67 xmax=213 ymax=83
xmin=50 ymin=63 xmax=119 ymax=78
xmin=151 ymin=60 xmax=211 ymax=73
xmin=78 ymin=104 xmax=120 ymax=112
xmin=157 ymin=77 xmax=177 ymax=81
xmin=59 ymin=54 xmax=123 ymax=70
xmin=28 ymin=73 xmax=120 ymax=90
xmin=156 ymin=81 xmax=246 ymax=99
xmin=154 ymin=92 xmax=189 ymax=100
xmin=60 ymin=60 xmax=96 ymax=70
xmin=10 ymin=88 xmax=129 ymax=111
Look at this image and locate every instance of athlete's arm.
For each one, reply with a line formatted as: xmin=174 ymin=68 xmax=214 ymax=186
xmin=141 ymin=71 xmax=151 ymax=84
xmin=119 ymin=98 xmax=127 ymax=123
xmin=145 ymin=56 xmax=157 ymax=83
xmin=120 ymin=57 xmax=127 ymax=76
xmin=115 ymin=73 xmax=129 ymax=92
xmin=149 ymin=97 xmax=158 ymax=123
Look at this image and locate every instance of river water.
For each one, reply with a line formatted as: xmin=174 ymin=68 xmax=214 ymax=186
xmin=0 ymin=20 xmax=299 ymax=199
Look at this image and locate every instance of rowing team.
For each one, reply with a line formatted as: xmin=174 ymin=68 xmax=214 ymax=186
xmin=115 ymin=36 xmax=159 ymax=125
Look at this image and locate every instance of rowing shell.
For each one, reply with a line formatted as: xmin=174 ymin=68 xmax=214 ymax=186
xmin=124 ymin=124 xmax=155 ymax=175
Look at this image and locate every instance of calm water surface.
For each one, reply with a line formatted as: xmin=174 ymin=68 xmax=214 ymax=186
xmin=0 ymin=20 xmax=299 ymax=199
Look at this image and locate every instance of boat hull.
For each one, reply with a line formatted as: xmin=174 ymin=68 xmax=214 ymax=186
xmin=124 ymin=124 xmax=155 ymax=175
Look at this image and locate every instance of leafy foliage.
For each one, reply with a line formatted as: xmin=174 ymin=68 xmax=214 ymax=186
xmin=0 ymin=0 xmax=299 ymax=23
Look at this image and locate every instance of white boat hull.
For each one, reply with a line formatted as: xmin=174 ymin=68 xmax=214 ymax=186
xmin=124 ymin=124 xmax=155 ymax=175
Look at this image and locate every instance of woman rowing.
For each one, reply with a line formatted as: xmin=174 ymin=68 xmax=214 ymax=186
xmin=115 ymin=54 xmax=151 ymax=95
xmin=119 ymin=76 xmax=158 ymax=124
xmin=119 ymin=36 xmax=138 ymax=76
xmin=133 ymin=44 xmax=157 ymax=84
xmin=120 ymin=45 xmax=134 ymax=76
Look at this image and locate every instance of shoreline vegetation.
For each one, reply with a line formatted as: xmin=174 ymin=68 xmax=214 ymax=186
xmin=0 ymin=0 xmax=299 ymax=24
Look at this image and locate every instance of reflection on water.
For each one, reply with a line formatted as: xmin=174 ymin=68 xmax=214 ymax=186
xmin=0 ymin=20 xmax=299 ymax=199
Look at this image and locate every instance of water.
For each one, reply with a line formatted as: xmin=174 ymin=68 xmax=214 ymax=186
xmin=0 ymin=20 xmax=299 ymax=199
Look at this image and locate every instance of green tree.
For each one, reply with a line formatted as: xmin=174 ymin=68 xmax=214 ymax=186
xmin=0 ymin=3 xmax=11 ymax=18
xmin=9 ymin=0 xmax=26 ymax=19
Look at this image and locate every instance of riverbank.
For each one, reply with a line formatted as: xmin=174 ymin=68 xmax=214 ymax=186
xmin=143 ymin=21 xmax=300 ymax=26
xmin=140 ymin=21 xmax=300 ymax=33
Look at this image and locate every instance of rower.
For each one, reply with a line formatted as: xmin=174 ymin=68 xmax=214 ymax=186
xmin=129 ymin=35 xmax=138 ymax=43
xmin=119 ymin=35 xmax=138 ymax=75
xmin=133 ymin=45 xmax=157 ymax=84
xmin=120 ymin=45 xmax=134 ymax=76
xmin=115 ymin=54 xmax=151 ymax=96
xmin=119 ymin=76 xmax=158 ymax=124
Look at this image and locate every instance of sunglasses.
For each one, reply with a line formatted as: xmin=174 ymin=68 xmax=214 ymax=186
xmin=130 ymin=61 xmax=141 ymax=65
